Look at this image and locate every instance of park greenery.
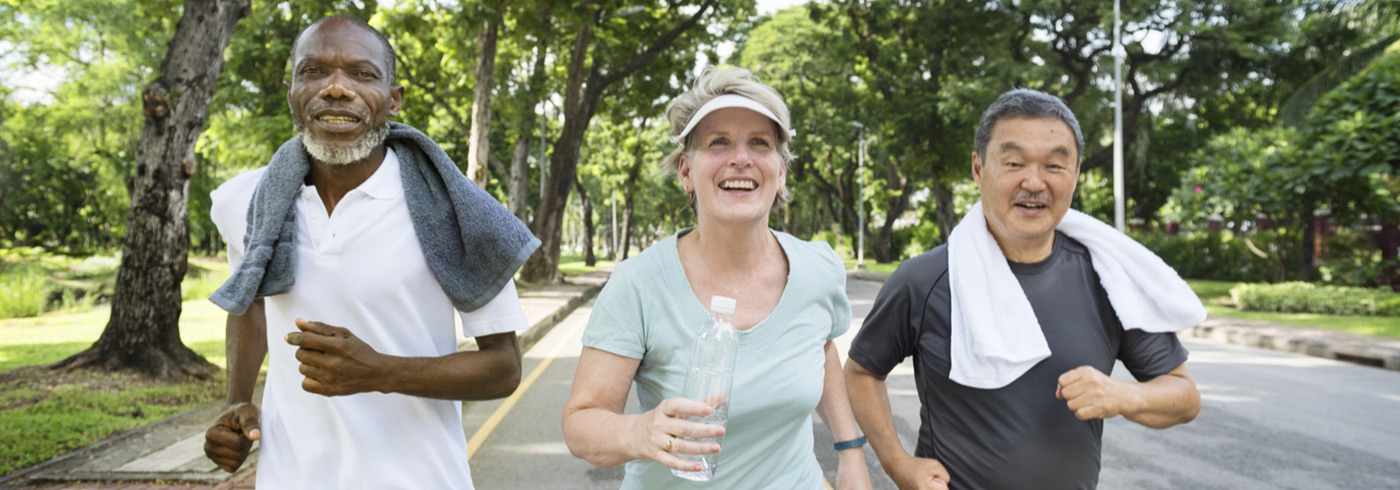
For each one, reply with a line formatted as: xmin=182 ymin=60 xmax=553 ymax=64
xmin=0 ymin=0 xmax=1396 ymax=378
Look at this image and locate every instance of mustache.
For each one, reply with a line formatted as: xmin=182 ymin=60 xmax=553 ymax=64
xmin=305 ymin=103 xmax=370 ymax=120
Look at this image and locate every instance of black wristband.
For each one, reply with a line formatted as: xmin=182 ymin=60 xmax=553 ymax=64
xmin=833 ymin=435 xmax=867 ymax=452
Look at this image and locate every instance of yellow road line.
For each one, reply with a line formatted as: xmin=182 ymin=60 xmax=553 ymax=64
xmin=467 ymin=314 xmax=590 ymax=460
xmin=824 ymin=477 xmax=834 ymax=489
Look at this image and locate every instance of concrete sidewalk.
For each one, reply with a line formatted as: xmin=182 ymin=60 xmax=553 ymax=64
xmin=849 ymin=270 xmax=1400 ymax=371
xmin=2 ymin=269 xmax=610 ymax=490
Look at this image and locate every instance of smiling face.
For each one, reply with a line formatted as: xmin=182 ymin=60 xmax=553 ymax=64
xmin=286 ymin=19 xmax=403 ymax=166
xmin=972 ymin=116 xmax=1080 ymax=260
xmin=678 ymin=107 xmax=786 ymax=227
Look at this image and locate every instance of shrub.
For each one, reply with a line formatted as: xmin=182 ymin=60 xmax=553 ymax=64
xmin=1231 ymin=282 xmax=1400 ymax=316
xmin=1379 ymin=298 xmax=1400 ymax=317
xmin=0 ymin=263 xmax=52 ymax=318
xmin=1133 ymin=231 xmax=1280 ymax=283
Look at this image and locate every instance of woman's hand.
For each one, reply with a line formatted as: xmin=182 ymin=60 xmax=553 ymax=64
xmin=629 ymin=396 xmax=726 ymax=472
xmin=835 ymin=447 xmax=874 ymax=490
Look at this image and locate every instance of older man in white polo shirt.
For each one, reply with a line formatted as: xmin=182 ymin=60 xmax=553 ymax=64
xmin=202 ymin=15 xmax=539 ymax=490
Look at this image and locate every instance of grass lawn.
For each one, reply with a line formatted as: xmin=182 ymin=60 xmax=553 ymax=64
xmin=0 ymin=300 xmax=230 ymax=477
xmin=1187 ymin=279 xmax=1400 ymax=339
xmin=844 ymin=258 xmax=901 ymax=276
xmin=558 ymin=252 xmax=614 ymax=277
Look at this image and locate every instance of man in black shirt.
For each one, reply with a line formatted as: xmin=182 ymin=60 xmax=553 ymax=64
xmin=845 ymin=89 xmax=1200 ymax=490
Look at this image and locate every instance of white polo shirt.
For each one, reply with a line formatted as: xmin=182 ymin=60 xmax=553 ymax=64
xmin=211 ymin=149 xmax=527 ymax=490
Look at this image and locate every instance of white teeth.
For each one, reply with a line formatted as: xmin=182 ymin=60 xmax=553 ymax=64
xmin=318 ymin=115 xmax=358 ymax=124
xmin=719 ymin=180 xmax=756 ymax=191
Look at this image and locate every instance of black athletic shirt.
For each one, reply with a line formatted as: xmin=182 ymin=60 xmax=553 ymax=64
xmin=848 ymin=231 xmax=1189 ymax=490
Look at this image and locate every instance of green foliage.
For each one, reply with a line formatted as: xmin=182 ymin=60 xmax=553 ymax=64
xmin=0 ymin=0 xmax=183 ymax=250
xmin=0 ymin=297 xmax=231 ymax=474
xmin=0 ymin=369 xmax=223 ymax=476
xmin=1133 ymin=231 xmax=1284 ymax=283
xmin=1317 ymin=228 xmax=1392 ymax=288
xmin=1168 ymin=127 xmax=1312 ymax=229
xmin=1379 ymin=297 xmax=1400 ymax=317
xmin=1191 ymin=280 xmax=1400 ymax=338
xmin=1302 ymin=51 xmax=1400 ymax=220
xmin=0 ymin=262 xmax=49 ymax=319
xmin=1230 ymin=282 xmax=1400 ymax=316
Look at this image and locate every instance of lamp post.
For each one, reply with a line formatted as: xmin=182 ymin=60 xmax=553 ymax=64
xmin=851 ymin=121 xmax=865 ymax=269
xmin=539 ymin=100 xmax=548 ymax=203
xmin=1112 ymin=0 xmax=1126 ymax=231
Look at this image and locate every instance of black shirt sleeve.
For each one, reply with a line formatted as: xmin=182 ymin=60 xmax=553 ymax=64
xmin=848 ymin=247 xmax=947 ymax=376
xmin=1118 ymin=328 xmax=1190 ymax=382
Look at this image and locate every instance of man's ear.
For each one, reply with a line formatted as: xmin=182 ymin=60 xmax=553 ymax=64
xmin=388 ymin=84 xmax=405 ymax=118
xmin=971 ymin=151 xmax=983 ymax=186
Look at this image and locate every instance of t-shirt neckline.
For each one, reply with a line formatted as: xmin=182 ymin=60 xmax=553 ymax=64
xmin=664 ymin=228 xmax=800 ymax=341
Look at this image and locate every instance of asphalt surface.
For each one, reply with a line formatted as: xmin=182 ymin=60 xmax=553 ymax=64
xmin=463 ymin=278 xmax=1400 ymax=489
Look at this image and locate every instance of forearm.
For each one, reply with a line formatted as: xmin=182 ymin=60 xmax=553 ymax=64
xmin=1123 ymin=367 xmax=1200 ymax=429
xmin=844 ymin=360 xmax=909 ymax=466
xmin=225 ymin=300 xmax=267 ymax=405
xmin=562 ymin=406 xmax=646 ymax=468
xmin=816 ymin=341 xmax=862 ymax=443
xmin=376 ymin=332 xmax=522 ymax=400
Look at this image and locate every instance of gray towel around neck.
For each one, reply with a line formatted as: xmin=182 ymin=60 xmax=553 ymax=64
xmin=209 ymin=122 xmax=541 ymax=315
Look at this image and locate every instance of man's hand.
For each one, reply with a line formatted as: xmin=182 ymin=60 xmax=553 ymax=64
xmin=286 ymin=318 xmax=389 ymax=396
xmin=204 ymin=402 xmax=260 ymax=473
xmin=887 ymin=453 xmax=950 ymax=490
xmin=1056 ymin=365 xmax=1137 ymax=421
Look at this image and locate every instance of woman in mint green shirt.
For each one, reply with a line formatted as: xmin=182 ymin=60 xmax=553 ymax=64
xmin=562 ymin=66 xmax=873 ymax=490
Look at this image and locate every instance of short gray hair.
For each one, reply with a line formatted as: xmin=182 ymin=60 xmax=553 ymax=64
xmin=974 ymin=88 xmax=1083 ymax=164
xmin=660 ymin=65 xmax=794 ymax=206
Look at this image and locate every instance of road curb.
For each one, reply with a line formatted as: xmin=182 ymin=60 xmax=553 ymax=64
xmin=0 ymin=396 xmax=232 ymax=486
xmin=457 ymin=280 xmax=606 ymax=355
xmin=1190 ymin=320 xmax=1400 ymax=371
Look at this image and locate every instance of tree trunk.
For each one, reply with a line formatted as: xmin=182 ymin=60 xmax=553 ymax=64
xmin=508 ymin=133 xmax=530 ymax=222
xmin=621 ymin=193 xmax=636 ymax=260
xmin=930 ymin=170 xmax=957 ymax=244
xmin=521 ymin=9 xmax=595 ymax=284
xmin=574 ymin=174 xmax=596 ymax=266
xmin=508 ymin=35 xmax=549 ymax=223
xmin=618 ymin=120 xmax=647 ymax=260
xmin=1298 ymin=200 xmax=1317 ymax=282
xmin=520 ymin=0 xmax=715 ymax=283
xmin=871 ymin=157 xmax=912 ymax=263
xmin=52 ymin=0 xmax=249 ymax=381
xmin=465 ymin=15 xmax=500 ymax=186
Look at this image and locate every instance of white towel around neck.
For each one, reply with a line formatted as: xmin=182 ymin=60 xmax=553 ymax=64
xmin=947 ymin=202 xmax=1206 ymax=389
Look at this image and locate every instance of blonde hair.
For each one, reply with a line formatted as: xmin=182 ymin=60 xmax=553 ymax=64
xmin=660 ymin=66 xmax=795 ymax=206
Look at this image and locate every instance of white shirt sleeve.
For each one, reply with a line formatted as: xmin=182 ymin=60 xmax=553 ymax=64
xmin=457 ymin=279 xmax=528 ymax=338
xmin=210 ymin=167 xmax=264 ymax=272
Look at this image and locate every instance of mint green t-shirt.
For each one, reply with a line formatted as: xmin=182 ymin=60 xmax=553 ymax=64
xmin=582 ymin=229 xmax=851 ymax=490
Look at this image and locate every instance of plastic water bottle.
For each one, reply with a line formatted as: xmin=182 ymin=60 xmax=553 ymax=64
xmin=672 ymin=295 xmax=739 ymax=481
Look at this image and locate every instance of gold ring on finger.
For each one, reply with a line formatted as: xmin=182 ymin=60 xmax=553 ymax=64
xmin=664 ymin=435 xmax=677 ymax=452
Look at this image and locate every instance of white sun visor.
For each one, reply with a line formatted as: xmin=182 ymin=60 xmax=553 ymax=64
xmin=669 ymin=94 xmax=796 ymax=144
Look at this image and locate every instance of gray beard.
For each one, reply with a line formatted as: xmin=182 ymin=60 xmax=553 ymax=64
xmin=294 ymin=120 xmax=390 ymax=166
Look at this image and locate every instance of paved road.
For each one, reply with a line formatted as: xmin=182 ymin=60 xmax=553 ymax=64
xmin=463 ymin=279 xmax=1400 ymax=489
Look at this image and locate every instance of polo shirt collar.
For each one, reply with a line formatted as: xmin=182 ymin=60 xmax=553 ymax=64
xmin=353 ymin=147 xmax=403 ymax=200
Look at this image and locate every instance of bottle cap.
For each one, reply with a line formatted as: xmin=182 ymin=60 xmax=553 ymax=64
xmin=709 ymin=296 xmax=737 ymax=315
